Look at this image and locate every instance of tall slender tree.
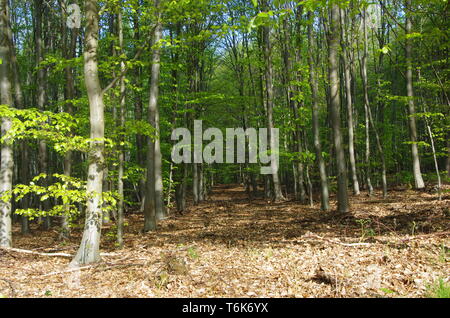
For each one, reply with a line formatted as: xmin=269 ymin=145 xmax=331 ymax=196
xmin=144 ymin=0 xmax=165 ymax=232
xmin=117 ymin=5 xmax=126 ymax=247
xmin=7 ymin=0 xmax=29 ymax=234
xmin=34 ymin=0 xmax=51 ymax=229
xmin=261 ymin=0 xmax=284 ymax=202
xmin=359 ymin=7 xmax=374 ymax=196
xmin=328 ymin=2 xmax=349 ymax=213
xmin=71 ymin=0 xmax=105 ymax=266
xmin=308 ymin=10 xmax=329 ymax=211
xmin=340 ymin=7 xmax=360 ymax=196
xmin=405 ymin=0 xmax=425 ymax=189
xmin=61 ymin=0 xmax=79 ymax=239
xmin=0 ymin=0 xmax=14 ymax=248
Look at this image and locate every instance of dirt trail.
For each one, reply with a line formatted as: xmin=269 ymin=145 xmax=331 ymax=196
xmin=1 ymin=184 xmax=448 ymax=297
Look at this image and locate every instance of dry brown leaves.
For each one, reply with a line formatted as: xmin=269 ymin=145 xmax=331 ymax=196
xmin=0 ymin=185 xmax=448 ymax=298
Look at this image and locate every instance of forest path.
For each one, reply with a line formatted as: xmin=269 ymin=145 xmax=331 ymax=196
xmin=153 ymin=184 xmax=318 ymax=248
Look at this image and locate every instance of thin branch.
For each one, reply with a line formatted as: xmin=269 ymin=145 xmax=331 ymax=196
xmin=0 ymin=247 xmax=72 ymax=258
xmin=0 ymin=247 xmax=119 ymax=258
xmin=101 ymin=25 xmax=156 ymax=96
xmin=378 ymin=0 xmax=406 ymax=31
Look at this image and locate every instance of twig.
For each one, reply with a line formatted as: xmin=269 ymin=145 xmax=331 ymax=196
xmin=0 ymin=247 xmax=73 ymax=258
xmin=0 ymin=247 xmax=119 ymax=259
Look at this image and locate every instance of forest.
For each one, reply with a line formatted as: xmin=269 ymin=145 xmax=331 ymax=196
xmin=0 ymin=0 xmax=448 ymax=298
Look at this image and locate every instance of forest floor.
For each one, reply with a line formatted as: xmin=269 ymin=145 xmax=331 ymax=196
xmin=1 ymin=184 xmax=449 ymax=298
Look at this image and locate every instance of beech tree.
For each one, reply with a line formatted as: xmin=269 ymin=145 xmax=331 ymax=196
xmin=328 ymin=2 xmax=349 ymax=213
xmin=144 ymin=0 xmax=165 ymax=232
xmin=405 ymin=0 xmax=425 ymax=190
xmin=70 ymin=0 xmax=106 ymax=266
xmin=260 ymin=0 xmax=285 ymax=202
xmin=0 ymin=0 xmax=14 ymax=248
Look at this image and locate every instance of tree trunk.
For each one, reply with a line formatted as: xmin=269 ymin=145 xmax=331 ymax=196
xmin=282 ymin=17 xmax=305 ymax=203
xmin=61 ymin=0 xmax=79 ymax=239
xmin=359 ymin=8 xmax=373 ymax=196
xmin=340 ymin=8 xmax=360 ymax=196
xmin=405 ymin=0 xmax=425 ymax=189
xmin=176 ymin=164 xmax=188 ymax=213
xmin=328 ymin=3 xmax=349 ymax=213
xmin=418 ymin=77 xmax=442 ymax=201
xmin=193 ymin=163 xmax=199 ymax=205
xmin=34 ymin=0 xmax=51 ymax=229
xmin=425 ymin=117 xmax=442 ymax=200
xmin=70 ymin=0 xmax=105 ymax=266
xmin=308 ymin=11 xmax=329 ymax=211
xmin=144 ymin=0 xmax=164 ymax=231
xmin=133 ymin=10 xmax=146 ymax=207
xmin=261 ymin=0 xmax=284 ymax=202
xmin=0 ymin=0 xmax=14 ymax=247
xmin=117 ymin=7 xmax=125 ymax=248
xmin=7 ymin=1 xmax=29 ymax=234
xmin=198 ymin=163 xmax=204 ymax=202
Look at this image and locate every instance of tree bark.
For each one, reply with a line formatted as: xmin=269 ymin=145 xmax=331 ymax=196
xmin=132 ymin=9 xmax=146 ymax=207
xmin=193 ymin=163 xmax=199 ymax=205
xmin=340 ymin=8 xmax=360 ymax=196
xmin=34 ymin=0 xmax=51 ymax=229
xmin=70 ymin=0 xmax=105 ymax=266
xmin=6 ymin=1 xmax=29 ymax=233
xmin=282 ymin=17 xmax=306 ymax=203
xmin=359 ymin=8 xmax=374 ymax=196
xmin=144 ymin=0 xmax=164 ymax=232
xmin=117 ymin=7 xmax=125 ymax=248
xmin=261 ymin=0 xmax=284 ymax=202
xmin=0 ymin=0 xmax=14 ymax=248
xmin=405 ymin=0 xmax=425 ymax=189
xmin=308 ymin=11 xmax=329 ymax=211
xmin=61 ymin=0 xmax=79 ymax=239
xmin=328 ymin=3 xmax=349 ymax=213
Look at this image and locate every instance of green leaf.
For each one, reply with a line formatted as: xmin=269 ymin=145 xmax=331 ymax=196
xmin=380 ymin=46 xmax=391 ymax=54
xmin=380 ymin=288 xmax=395 ymax=294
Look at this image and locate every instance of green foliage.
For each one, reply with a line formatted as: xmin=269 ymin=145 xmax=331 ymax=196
xmin=426 ymin=279 xmax=450 ymax=298
xmin=187 ymin=246 xmax=199 ymax=260
xmin=0 ymin=105 xmax=76 ymax=144
xmin=380 ymin=288 xmax=396 ymax=295
xmin=284 ymin=150 xmax=315 ymax=165
xmin=2 ymin=174 xmax=118 ymax=221
xmin=0 ymin=105 xmax=113 ymax=154
xmin=125 ymin=120 xmax=156 ymax=139
xmin=356 ymin=219 xmax=376 ymax=241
